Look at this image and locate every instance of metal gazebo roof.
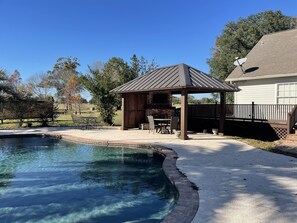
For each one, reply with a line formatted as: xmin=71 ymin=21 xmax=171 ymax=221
xmin=111 ymin=63 xmax=239 ymax=94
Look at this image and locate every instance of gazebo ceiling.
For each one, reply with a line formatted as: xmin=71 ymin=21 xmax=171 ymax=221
xmin=111 ymin=63 xmax=239 ymax=94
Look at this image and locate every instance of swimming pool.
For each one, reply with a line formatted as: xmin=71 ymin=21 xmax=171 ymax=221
xmin=0 ymin=136 xmax=177 ymax=223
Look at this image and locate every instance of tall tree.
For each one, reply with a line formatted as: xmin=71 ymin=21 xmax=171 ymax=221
xmin=0 ymin=69 xmax=19 ymax=100
xmin=130 ymin=54 xmax=158 ymax=76
xmin=104 ymin=57 xmax=135 ymax=85
xmin=9 ymin=69 xmax=22 ymax=89
xmin=64 ymin=74 xmax=82 ymax=110
xmin=81 ymin=57 xmax=136 ymax=125
xmin=8 ymin=70 xmax=33 ymax=99
xmin=80 ymin=63 xmax=115 ymax=125
xmin=27 ymin=72 xmax=52 ymax=100
xmin=48 ymin=57 xmax=82 ymax=109
xmin=207 ymin=10 xmax=296 ymax=102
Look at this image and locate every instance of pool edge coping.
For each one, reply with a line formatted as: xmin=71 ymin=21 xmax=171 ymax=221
xmin=1 ymin=133 xmax=199 ymax=223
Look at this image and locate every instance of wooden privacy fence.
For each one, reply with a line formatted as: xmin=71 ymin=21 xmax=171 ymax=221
xmin=0 ymin=100 xmax=55 ymax=123
xmin=188 ymin=103 xmax=296 ymax=122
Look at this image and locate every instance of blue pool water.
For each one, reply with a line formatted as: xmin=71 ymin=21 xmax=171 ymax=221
xmin=0 ymin=136 xmax=177 ymax=223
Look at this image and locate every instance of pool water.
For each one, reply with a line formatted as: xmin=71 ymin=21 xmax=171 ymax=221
xmin=0 ymin=137 xmax=177 ymax=223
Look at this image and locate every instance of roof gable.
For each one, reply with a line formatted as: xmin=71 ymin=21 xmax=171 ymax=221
xmin=226 ymin=29 xmax=297 ymax=82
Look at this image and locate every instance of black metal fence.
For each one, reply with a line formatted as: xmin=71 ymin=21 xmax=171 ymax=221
xmin=188 ymin=103 xmax=296 ymax=122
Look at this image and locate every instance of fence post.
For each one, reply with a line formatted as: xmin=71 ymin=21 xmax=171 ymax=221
xmin=287 ymin=113 xmax=291 ymax=135
xmin=0 ymin=101 xmax=3 ymax=124
xmin=214 ymin=102 xmax=217 ymax=121
xmin=252 ymin=102 xmax=255 ymax=122
xmin=219 ymin=92 xmax=226 ymax=135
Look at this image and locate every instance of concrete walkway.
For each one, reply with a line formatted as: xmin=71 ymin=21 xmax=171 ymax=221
xmin=0 ymin=127 xmax=296 ymax=223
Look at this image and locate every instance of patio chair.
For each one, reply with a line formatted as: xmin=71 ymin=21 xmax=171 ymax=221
xmin=147 ymin=116 xmax=161 ymax=133
xmin=166 ymin=116 xmax=179 ymax=134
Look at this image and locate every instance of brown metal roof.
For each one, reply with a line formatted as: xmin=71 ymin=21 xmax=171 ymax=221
xmin=226 ymin=29 xmax=297 ymax=82
xmin=111 ymin=63 xmax=239 ymax=94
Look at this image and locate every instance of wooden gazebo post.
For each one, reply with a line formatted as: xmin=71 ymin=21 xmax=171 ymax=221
xmin=180 ymin=89 xmax=189 ymax=140
xmin=219 ymin=92 xmax=226 ymax=135
xmin=121 ymin=94 xmax=128 ymax=130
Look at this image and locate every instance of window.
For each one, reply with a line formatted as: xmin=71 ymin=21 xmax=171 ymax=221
xmin=277 ymin=83 xmax=297 ymax=104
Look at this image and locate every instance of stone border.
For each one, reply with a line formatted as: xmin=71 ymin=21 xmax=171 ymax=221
xmin=1 ymin=133 xmax=199 ymax=223
xmin=154 ymin=145 xmax=199 ymax=223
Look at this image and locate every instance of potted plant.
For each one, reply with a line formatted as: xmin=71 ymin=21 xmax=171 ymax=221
xmin=212 ymin=121 xmax=219 ymax=135
xmin=212 ymin=128 xmax=218 ymax=135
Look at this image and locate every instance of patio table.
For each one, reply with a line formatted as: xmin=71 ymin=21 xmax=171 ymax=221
xmin=81 ymin=116 xmax=98 ymax=129
xmin=154 ymin=118 xmax=171 ymax=133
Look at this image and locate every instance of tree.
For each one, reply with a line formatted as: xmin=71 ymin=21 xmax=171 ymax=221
xmin=80 ymin=63 xmax=115 ymax=125
xmin=130 ymin=54 xmax=158 ymax=76
xmin=188 ymin=95 xmax=199 ymax=104
xmin=64 ymin=74 xmax=82 ymax=110
xmin=9 ymin=70 xmax=22 ymax=89
xmin=130 ymin=54 xmax=140 ymax=77
xmin=48 ymin=57 xmax=82 ymax=109
xmin=81 ymin=56 xmax=158 ymax=124
xmin=27 ymin=72 xmax=52 ymax=100
xmin=104 ymin=57 xmax=135 ymax=86
xmin=172 ymin=96 xmax=181 ymax=105
xmin=0 ymin=69 xmax=19 ymax=101
xmin=198 ymin=97 xmax=217 ymax=104
xmin=1 ymin=69 xmax=56 ymax=126
xmin=81 ymin=57 xmax=138 ymax=125
xmin=8 ymin=69 xmax=31 ymax=98
xmin=207 ymin=10 xmax=296 ymax=102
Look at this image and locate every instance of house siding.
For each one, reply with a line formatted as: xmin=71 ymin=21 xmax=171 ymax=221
xmin=234 ymin=76 xmax=297 ymax=104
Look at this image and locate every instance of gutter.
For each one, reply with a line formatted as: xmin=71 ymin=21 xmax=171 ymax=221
xmin=226 ymin=72 xmax=297 ymax=82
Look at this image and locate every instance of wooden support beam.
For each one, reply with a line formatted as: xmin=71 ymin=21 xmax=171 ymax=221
xmin=219 ymin=92 xmax=226 ymax=135
xmin=180 ymin=90 xmax=189 ymax=140
xmin=121 ymin=95 xmax=128 ymax=130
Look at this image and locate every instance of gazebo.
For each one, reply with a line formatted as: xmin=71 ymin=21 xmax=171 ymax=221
xmin=111 ymin=63 xmax=239 ymax=140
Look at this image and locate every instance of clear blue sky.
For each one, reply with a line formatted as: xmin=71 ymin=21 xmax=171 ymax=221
xmin=0 ymin=0 xmax=296 ymax=84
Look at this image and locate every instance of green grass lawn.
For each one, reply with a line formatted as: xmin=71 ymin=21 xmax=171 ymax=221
xmin=226 ymin=135 xmax=277 ymax=151
xmin=114 ymin=110 xmax=122 ymax=126
xmin=0 ymin=109 xmax=122 ymax=129
xmin=53 ymin=109 xmax=122 ymax=126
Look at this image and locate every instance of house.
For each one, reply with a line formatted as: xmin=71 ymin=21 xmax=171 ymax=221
xmin=226 ymin=29 xmax=297 ymax=105
xmin=225 ymin=29 xmax=297 ymax=139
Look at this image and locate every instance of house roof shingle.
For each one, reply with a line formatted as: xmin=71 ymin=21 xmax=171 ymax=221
xmin=226 ymin=29 xmax=297 ymax=82
xmin=111 ymin=63 xmax=238 ymax=94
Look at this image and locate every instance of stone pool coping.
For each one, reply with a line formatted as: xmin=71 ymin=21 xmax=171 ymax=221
xmin=0 ymin=133 xmax=199 ymax=223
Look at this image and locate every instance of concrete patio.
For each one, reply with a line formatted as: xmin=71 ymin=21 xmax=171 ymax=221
xmin=0 ymin=127 xmax=296 ymax=223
